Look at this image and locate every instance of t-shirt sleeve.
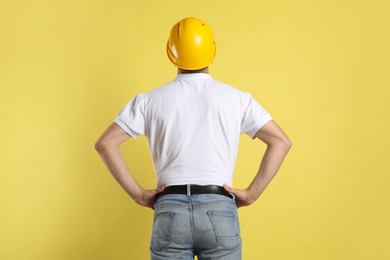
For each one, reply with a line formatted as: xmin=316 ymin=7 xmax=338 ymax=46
xmin=240 ymin=93 xmax=273 ymax=139
xmin=114 ymin=93 xmax=146 ymax=139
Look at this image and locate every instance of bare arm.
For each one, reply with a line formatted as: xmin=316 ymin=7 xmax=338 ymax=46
xmin=224 ymin=120 xmax=292 ymax=207
xmin=94 ymin=122 xmax=164 ymax=209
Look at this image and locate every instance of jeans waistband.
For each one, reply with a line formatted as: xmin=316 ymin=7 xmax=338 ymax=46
xmin=155 ymin=184 xmax=233 ymax=201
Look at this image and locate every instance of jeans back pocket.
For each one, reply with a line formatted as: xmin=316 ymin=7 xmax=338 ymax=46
xmin=150 ymin=211 xmax=176 ymax=252
xmin=207 ymin=210 xmax=242 ymax=250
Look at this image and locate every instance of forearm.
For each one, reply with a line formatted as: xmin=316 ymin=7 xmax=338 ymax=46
xmin=248 ymin=142 xmax=291 ymax=201
xmin=97 ymin=145 xmax=143 ymax=201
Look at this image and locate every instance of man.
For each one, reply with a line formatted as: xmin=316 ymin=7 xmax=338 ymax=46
xmin=95 ymin=17 xmax=291 ymax=260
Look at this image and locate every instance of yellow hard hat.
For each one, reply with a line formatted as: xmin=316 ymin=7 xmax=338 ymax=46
xmin=166 ymin=17 xmax=216 ymax=70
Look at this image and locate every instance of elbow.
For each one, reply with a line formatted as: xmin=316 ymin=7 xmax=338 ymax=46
xmin=282 ymin=138 xmax=292 ymax=154
xmin=284 ymin=137 xmax=292 ymax=151
xmin=272 ymin=137 xmax=292 ymax=153
xmin=95 ymin=139 xmax=110 ymax=154
xmin=94 ymin=140 xmax=104 ymax=153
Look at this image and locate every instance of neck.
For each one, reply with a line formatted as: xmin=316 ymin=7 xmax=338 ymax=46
xmin=178 ymin=67 xmax=209 ymax=74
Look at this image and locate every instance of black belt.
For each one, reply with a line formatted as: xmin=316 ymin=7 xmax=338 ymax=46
xmin=155 ymin=185 xmax=233 ymax=201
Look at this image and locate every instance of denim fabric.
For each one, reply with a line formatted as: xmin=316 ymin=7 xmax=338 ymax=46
xmin=150 ymin=194 xmax=242 ymax=260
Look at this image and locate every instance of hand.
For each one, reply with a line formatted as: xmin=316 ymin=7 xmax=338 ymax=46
xmin=223 ymin=185 xmax=256 ymax=208
xmin=134 ymin=186 xmax=165 ymax=209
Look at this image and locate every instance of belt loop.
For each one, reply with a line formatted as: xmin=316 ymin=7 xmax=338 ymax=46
xmin=186 ymin=184 xmax=191 ymax=196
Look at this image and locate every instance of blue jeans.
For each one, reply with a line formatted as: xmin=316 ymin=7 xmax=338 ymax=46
xmin=150 ymin=194 xmax=242 ymax=260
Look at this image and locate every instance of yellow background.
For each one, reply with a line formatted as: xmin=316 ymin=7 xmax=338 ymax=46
xmin=1 ymin=0 xmax=389 ymax=259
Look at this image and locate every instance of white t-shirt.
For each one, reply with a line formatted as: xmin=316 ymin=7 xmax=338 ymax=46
xmin=114 ymin=73 xmax=272 ymax=187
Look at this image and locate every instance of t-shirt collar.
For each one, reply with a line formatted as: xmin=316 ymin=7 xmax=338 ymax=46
xmin=175 ymin=73 xmax=212 ymax=80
